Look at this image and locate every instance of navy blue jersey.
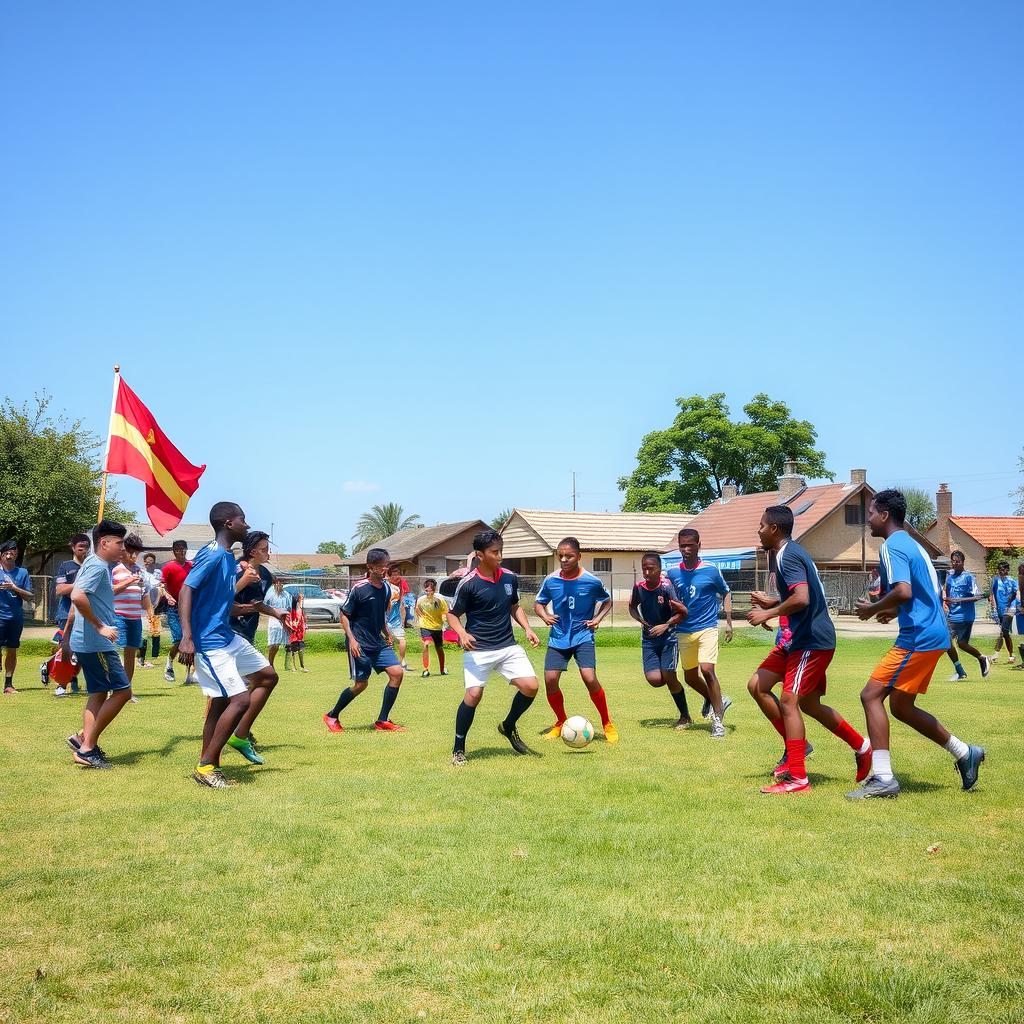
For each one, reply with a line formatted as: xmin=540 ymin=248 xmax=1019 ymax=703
xmin=772 ymin=541 xmax=835 ymax=651
xmin=342 ymin=578 xmax=393 ymax=651
xmin=629 ymin=577 xmax=679 ymax=637
xmin=231 ymin=562 xmax=273 ymax=641
xmin=54 ymin=559 xmax=83 ymax=622
xmin=450 ymin=568 xmax=519 ymax=651
xmin=536 ymin=569 xmax=610 ymax=648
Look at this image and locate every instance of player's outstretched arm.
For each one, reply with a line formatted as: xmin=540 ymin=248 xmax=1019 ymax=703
xmin=856 ymin=582 xmax=910 ymax=621
xmin=748 ymin=584 xmax=807 ymax=627
xmin=511 ymin=603 xmax=540 ymax=647
xmin=177 ymin=586 xmax=196 ymax=665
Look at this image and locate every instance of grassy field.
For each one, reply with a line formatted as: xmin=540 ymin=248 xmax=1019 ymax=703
xmin=1 ymin=631 xmax=1021 ymax=1024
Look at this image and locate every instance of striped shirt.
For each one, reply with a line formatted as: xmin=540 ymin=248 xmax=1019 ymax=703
xmin=112 ymin=563 xmax=144 ymax=619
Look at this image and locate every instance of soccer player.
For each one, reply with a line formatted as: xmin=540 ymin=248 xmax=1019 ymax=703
xmin=162 ymin=539 xmax=197 ymax=684
xmin=0 ymin=540 xmax=33 ymax=694
xmin=446 ymin=529 xmax=540 ymax=765
xmin=534 ymin=537 xmax=617 ymax=743
xmin=386 ymin=565 xmax=409 ymax=669
xmin=746 ymin=506 xmax=872 ymax=794
xmin=323 ymin=548 xmax=406 ymax=733
xmin=66 ymin=520 xmax=133 ymax=768
xmin=666 ymin=528 xmax=732 ymax=739
xmin=178 ymin=502 xmax=283 ymax=788
xmin=989 ymin=560 xmax=1018 ymax=665
xmin=416 ymin=578 xmax=449 ymax=677
xmin=942 ymin=549 xmax=989 ymax=680
xmin=628 ymin=552 xmax=691 ymax=728
xmin=849 ymin=489 xmax=985 ymax=799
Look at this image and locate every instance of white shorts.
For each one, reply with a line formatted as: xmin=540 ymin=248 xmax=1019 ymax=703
xmin=463 ymin=644 xmax=535 ymax=689
xmin=389 ymin=623 xmax=406 ymax=640
xmin=195 ymin=634 xmax=270 ymax=698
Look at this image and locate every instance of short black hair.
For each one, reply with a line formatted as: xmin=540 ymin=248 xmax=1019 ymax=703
xmin=93 ymin=519 xmax=127 ymax=546
xmin=679 ymin=527 xmax=700 ymax=542
xmin=951 ymin=550 xmax=965 ymax=561
xmin=0 ymin=539 xmax=17 ymax=554
xmin=998 ymin=559 xmax=1011 ymax=571
xmin=171 ymin=539 xmax=188 ymax=552
xmin=763 ymin=504 xmax=794 ymax=537
xmin=209 ymin=501 xmax=243 ymax=530
xmin=242 ymin=530 xmax=270 ymax=557
xmin=871 ymin=489 xmax=906 ymax=527
xmin=424 ymin=578 xmax=437 ymax=588
xmin=641 ymin=551 xmax=662 ymax=565
xmin=473 ymin=529 xmax=503 ymax=553
xmin=366 ymin=547 xmax=389 ymax=566
xmin=69 ymin=533 xmax=90 ymax=546
xmin=557 ymin=536 xmax=581 ymax=554
xmin=143 ymin=552 xmax=156 ymax=561
xmin=387 ymin=564 xmax=402 ymax=574
xmin=124 ymin=532 xmax=145 ymax=552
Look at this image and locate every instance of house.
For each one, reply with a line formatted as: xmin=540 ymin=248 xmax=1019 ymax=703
xmin=111 ymin=522 xmax=215 ymax=563
xmin=343 ymin=520 xmax=490 ymax=578
xmin=926 ymin=483 xmax=1024 ymax=575
xmin=268 ymin=553 xmax=348 ymax=574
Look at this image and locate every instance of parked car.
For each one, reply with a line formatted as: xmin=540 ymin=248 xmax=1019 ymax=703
xmin=283 ymin=584 xmax=345 ymax=624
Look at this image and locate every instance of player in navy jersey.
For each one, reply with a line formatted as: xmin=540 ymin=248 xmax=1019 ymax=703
xmin=628 ymin=552 xmax=692 ymax=728
xmin=323 ymin=548 xmax=405 ymax=733
xmin=534 ymin=537 xmax=617 ymax=743
xmin=746 ymin=506 xmax=871 ymax=794
xmin=446 ymin=529 xmax=540 ymax=765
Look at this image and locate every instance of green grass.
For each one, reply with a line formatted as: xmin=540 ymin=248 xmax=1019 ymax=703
xmin=1 ymin=635 xmax=1021 ymax=1024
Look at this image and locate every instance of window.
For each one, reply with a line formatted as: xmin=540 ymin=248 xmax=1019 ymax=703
xmin=845 ymin=503 xmax=864 ymax=525
xmin=593 ymin=558 xmax=612 ymax=573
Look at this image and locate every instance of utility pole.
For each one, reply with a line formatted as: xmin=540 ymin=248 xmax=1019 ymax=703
xmin=572 ymin=472 xmax=576 ymax=511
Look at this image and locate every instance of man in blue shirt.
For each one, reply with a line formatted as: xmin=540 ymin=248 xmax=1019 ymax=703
xmin=0 ymin=539 xmax=35 ymax=694
xmin=385 ymin=564 xmax=409 ymax=669
xmin=988 ymin=560 xmax=1018 ymax=666
xmin=534 ymin=537 xmax=616 ymax=743
xmin=942 ymin=550 xmax=989 ymax=680
xmin=666 ymin=528 xmax=733 ymax=739
xmin=851 ymin=489 xmax=985 ymax=799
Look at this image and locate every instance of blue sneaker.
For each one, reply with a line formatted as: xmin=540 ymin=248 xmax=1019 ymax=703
xmin=955 ymin=745 xmax=985 ymax=791
xmin=227 ymin=735 xmax=264 ymax=765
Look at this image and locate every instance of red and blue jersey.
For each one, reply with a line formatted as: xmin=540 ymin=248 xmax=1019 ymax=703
xmin=771 ymin=540 xmax=835 ymax=651
xmin=629 ymin=576 xmax=679 ymax=637
xmin=666 ymin=561 xmax=729 ymax=632
xmin=450 ymin=567 xmax=520 ymax=651
xmin=879 ymin=530 xmax=948 ymax=652
xmin=536 ymin=569 xmax=610 ymax=648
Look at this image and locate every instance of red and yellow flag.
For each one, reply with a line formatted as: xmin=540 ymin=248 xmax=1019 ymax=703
xmin=105 ymin=377 xmax=206 ymax=535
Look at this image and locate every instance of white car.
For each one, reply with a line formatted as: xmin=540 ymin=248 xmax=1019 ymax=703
xmin=282 ymin=584 xmax=345 ymax=624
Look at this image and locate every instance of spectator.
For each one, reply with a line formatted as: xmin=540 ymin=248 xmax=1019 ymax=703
xmin=0 ymin=540 xmax=33 ymax=694
xmin=263 ymin=578 xmax=291 ymax=666
xmin=137 ymin=552 xmax=163 ymax=668
xmin=112 ymin=533 xmax=152 ymax=696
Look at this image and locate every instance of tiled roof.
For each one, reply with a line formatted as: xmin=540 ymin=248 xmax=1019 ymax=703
xmin=949 ymin=516 xmax=1024 ymax=548
xmin=510 ymin=509 xmax=692 ymax=551
xmin=345 ymin=520 xmax=488 ymax=564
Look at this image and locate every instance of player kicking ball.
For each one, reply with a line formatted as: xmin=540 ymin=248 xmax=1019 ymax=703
xmin=446 ymin=529 xmax=540 ymax=765
xmin=534 ymin=537 xmax=617 ymax=743
xmin=746 ymin=506 xmax=872 ymax=794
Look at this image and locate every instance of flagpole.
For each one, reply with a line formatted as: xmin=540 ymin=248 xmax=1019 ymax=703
xmin=97 ymin=364 xmax=121 ymax=523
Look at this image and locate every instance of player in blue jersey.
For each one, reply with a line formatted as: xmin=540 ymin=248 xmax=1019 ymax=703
xmin=324 ymin=548 xmax=405 ymax=733
xmin=534 ymin=537 xmax=617 ymax=743
xmin=178 ymin=502 xmax=287 ymax=788
xmin=988 ymin=560 xmax=1018 ymax=665
xmin=666 ymin=529 xmax=733 ymax=739
xmin=1015 ymin=563 xmax=1024 ymax=668
xmin=942 ymin=550 xmax=989 ymax=680
xmin=850 ymin=490 xmax=985 ymax=799
xmin=628 ymin=552 xmax=692 ymax=728
xmin=746 ymin=506 xmax=871 ymax=794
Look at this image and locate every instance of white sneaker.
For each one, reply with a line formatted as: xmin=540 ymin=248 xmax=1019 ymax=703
xmin=710 ymin=715 xmax=725 ymax=739
xmin=163 ymin=668 xmax=176 ymax=683
xmin=54 ymin=686 xmax=67 ymax=697
xmin=981 ymin=658 xmax=991 ymax=678
xmin=948 ymin=673 xmax=964 ymax=682
xmin=1010 ymin=656 xmax=1016 ymax=664
xmin=990 ymin=652 xmax=999 ymax=663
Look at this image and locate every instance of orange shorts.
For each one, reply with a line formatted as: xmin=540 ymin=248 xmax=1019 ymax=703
xmin=869 ymin=647 xmax=944 ymax=695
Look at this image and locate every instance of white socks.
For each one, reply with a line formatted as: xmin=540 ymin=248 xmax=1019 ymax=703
xmin=944 ymin=735 xmax=969 ymax=761
xmin=871 ymin=749 xmax=893 ymax=781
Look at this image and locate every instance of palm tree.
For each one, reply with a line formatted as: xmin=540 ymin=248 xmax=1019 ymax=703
xmin=352 ymin=503 xmax=421 ymax=551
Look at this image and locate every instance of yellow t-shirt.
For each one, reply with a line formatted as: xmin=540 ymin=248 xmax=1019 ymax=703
xmin=416 ymin=594 xmax=448 ymax=631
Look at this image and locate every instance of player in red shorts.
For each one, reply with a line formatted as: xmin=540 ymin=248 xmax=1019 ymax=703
xmin=746 ymin=505 xmax=872 ymax=794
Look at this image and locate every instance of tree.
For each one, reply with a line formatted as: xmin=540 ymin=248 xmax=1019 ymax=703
xmin=618 ymin=393 xmax=832 ymax=513
xmin=0 ymin=394 xmax=132 ymax=569
xmin=891 ymin=485 xmax=936 ymax=533
xmin=352 ymin=503 xmax=421 ymax=551
xmin=291 ymin=561 xmax=311 ymax=571
xmin=316 ymin=540 xmax=348 ymax=558
xmin=490 ymin=508 xmax=512 ymax=531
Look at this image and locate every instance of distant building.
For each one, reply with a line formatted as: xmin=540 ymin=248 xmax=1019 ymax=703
xmin=926 ymin=483 xmax=1024 ymax=575
xmin=343 ymin=520 xmax=490 ymax=579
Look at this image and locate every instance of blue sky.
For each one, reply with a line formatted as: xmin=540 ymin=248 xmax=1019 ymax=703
xmin=2 ymin=2 xmax=1020 ymax=551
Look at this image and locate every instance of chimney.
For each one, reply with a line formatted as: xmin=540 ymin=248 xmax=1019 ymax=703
xmin=720 ymin=484 xmax=738 ymax=502
xmin=850 ymin=468 xmax=867 ymax=486
xmin=777 ymin=458 xmax=805 ymax=500
xmin=935 ymin=483 xmax=953 ymax=554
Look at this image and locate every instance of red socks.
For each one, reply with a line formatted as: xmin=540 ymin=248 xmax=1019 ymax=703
xmin=831 ymin=718 xmax=865 ymax=752
xmin=547 ymin=689 xmax=567 ymax=724
xmin=785 ymin=738 xmax=807 ymax=781
xmin=589 ymin=687 xmax=611 ymax=727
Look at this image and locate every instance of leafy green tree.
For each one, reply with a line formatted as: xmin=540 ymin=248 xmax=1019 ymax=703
xmin=618 ymin=393 xmax=832 ymax=513
xmin=316 ymin=540 xmax=348 ymax=558
xmin=490 ymin=508 xmax=513 ymax=531
xmin=0 ymin=394 xmax=132 ymax=568
xmin=291 ymin=561 xmax=312 ymax=571
xmin=891 ymin=485 xmax=937 ymax=532
xmin=352 ymin=503 xmax=421 ymax=551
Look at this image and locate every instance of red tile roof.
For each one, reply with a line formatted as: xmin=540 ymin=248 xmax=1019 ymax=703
xmin=950 ymin=516 xmax=1024 ymax=549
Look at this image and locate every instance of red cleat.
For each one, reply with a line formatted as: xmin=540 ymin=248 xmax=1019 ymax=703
xmin=760 ymin=776 xmax=811 ymax=795
xmin=323 ymin=714 xmax=343 ymax=733
xmin=855 ymin=745 xmax=872 ymax=782
xmin=374 ymin=720 xmax=406 ymax=732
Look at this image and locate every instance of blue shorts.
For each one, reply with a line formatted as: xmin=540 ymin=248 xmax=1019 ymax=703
xmin=117 ymin=616 xmax=143 ymax=649
xmin=642 ymin=636 xmax=678 ymax=674
xmin=76 ymin=650 xmax=132 ymax=695
xmin=348 ymin=645 xmax=400 ymax=681
xmin=544 ymin=642 xmax=596 ymax=672
xmin=0 ymin=618 xmax=24 ymax=649
xmin=949 ymin=620 xmax=974 ymax=645
xmin=166 ymin=607 xmax=182 ymax=643
xmin=1000 ymin=614 xmax=1014 ymax=635
xmin=1017 ymin=615 xmax=1024 ymax=636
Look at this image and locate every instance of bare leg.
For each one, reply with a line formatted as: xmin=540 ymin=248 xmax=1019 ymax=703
xmin=698 ymin=662 xmax=725 ymax=718
xmin=748 ymin=668 xmax=784 ymax=730
xmin=122 ymin=647 xmax=136 ymax=684
xmin=201 ymin=691 xmax=250 ymax=765
xmin=83 ymin=689 xmax=133 ymax=748
xmin=889 ymin=689 xmax=951 ymax=747
xmin=859 ymin=681 xmax=891 ymax=752
xmin=233 ymin=667 xmax=279 ymax=741
xmin=268 ymin=644 xmax=280 ymax=667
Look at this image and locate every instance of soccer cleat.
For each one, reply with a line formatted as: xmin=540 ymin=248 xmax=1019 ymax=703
xmin=673 ymin=718 xmax=692 ymax=731
xmin=845 ymin=774 xmax=900 ymax=800
xmin=227 ymin=735 xmax=264 ymax=764
xmin=74 ymin=748 xmax=111 ymax=770
xmin=374 ymin=720 xmax=406 ymax=732
xmin=40 ymin=663 xmax=49 ymax=686
xmin=1010 ymin=656 xmax=1016 ymax=664
xmin=498 ymin=721 xmax=531 ymax=755
xmin=720 ymin=696 xmax=733 ymax=720
xmin=66 ymin=733 xmax=83 ymax=752
xmin=422 ymin=670 xmax=431 ymax=678
xmin=710 ymin=716 xmax=725 ymax=739
xmin=248 ymin=733 xmax=259 ymax=750
xmin=989 ymin=652 xmax=999 ymax=663
xmin=440 ymin=669 xmax=450 ymax=676
xmin=1012 ymin=664 xmax=1024 ymax=672
xmin=54 ymin=686 xmax=67 ymax=697
xmin=451 ymin=750 xmax=468 ymax=767
xmin=401 ymin=663 xmax=410 ymax=670
xmin=193 ymin=765 xmax=229 ymax=788
xmin=604 ymin=721 xmax=620 ymax=744
xmin=4 ymin=686 xmax=17 ymax=695
xmin=948 ymin=673 xmax=965 ymax=682
xmin=760 ymin=775 xmax=810 ymax=794
xmin=981 ymin=658 xmax=991 ymax=678
xmin=164 ymin=668 xmax=176 ymax=683
xmin=322 ymin=714 xmax=343 ymax=733
xmin=772 ymin=739 xmax=814 ymax=777
xmin=855 ymin=746 xmax=873 ymax=782
xmin=954 ymin=745 xmax=985 ymax=791
xmin=541 ymin=723 xmax=564 ymax=740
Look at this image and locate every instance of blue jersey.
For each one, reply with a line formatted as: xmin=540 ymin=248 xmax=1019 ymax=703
xmin=69 ymin=555 xmax=117 ymax=653
xmin=944 ymin=571 xmax=979 ymax=623
xmin=878 ymin=531 xmax=948 ymax=652
xmin=343 ymin=578 xmax=393 ymax=650
xmin=183 ymin=542 xmax=239 ymax=652
xmin=990 ymin=576 xmax=1018 ymax=616
xmin=536 ymin=569 xmax=610 ymax=648
xmin=773 ymin=541 xmax=834 ymax=651
xmin=667 ymin=561 xmax=730 ymax=632
xmin=386 ymin=584 xmax=403 ymax=629
xmin=0 ymin=565 xmax=31 ymax=622
xmin=629 ymin=577 xmax=679 ymax=638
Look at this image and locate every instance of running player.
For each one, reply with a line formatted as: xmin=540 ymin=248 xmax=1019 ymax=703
xmin=416 ymin=579 xmax=449 ymax=677
xmin=386 ymin=565 xmax=409 ymax=669
xmin=666 ymin=528 xmax=732 ymax=739
xmin=446 ymin=529 xmax=540 ymax=765
xmin=162 ymin=539 xmax=196 ymax=684
xmin=628 ymin=552 xmax=691 ymax=728
xmin=534 ymin=537 xmax=617 ymax=743
xmin=989 ymin=560 xmax=1017 ymax=665
xmin=746 ymin=506 xmax=872 ymax=794
xmin=849 ymin=489 xmax=985 ymax=799
xmin=943 ymin=549 xmax=989 ymax=680
xmin=177 ymin=502 xmax=281 ymax=788
xmin=323 ymin=548 xmax=405 ymax=733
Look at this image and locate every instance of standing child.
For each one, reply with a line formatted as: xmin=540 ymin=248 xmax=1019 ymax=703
xmin=416 ymin=579 xmax=449 ymax=677
xmin=112 ymin=533 xmax=153 ymax=694
xmin=285 ymin=595 xmax=308 ymax=672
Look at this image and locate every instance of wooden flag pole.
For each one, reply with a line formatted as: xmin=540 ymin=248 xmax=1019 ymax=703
xmin=97 ymin=364 xmax=121 ymax=523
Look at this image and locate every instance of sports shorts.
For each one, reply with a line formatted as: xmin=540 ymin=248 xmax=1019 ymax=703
xmin=544 ymin=641 xmax=596 ymax=673
xmin=869 ymin=646 xmax=945 ymax=696
xmin=641 ymin=636 xmax=678 ymax=674
xmin=1017 ymin=614 xmax=1024 ymax=636
xmin=116 ymin=615 xmax=143 ymax=649
xmin=1000 ymin=614 xmax=1014 ymax=635
xmin=420 ymin=628 xmax=443 ymax=646
xmin=76 ymin=649 xmax=131 ymax=695
xmin=759 ymin=644 xmax=835 ymax=695
xmin=463 ymin=644 xmax=535 ymax=689
xmin=388 ymin=623 xmax=406 ymax=640
xmin=949 ymin=620 xmax=974 ymax=645
xmin=349 ymin=644 xmax=400 ymax=681
xmin=678 ymin=627 xmax=719 ymax=670
xmin=165 ymin=607 xmax=183 ymax=643
xmin=195 ymin=634 xmax=270 ymax=698
xmin=0 ymin=618 xmax=24 ymax=649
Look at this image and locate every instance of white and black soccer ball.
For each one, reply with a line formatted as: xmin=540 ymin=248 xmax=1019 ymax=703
xmin=560 ymin=715 xmax=594 ymax=749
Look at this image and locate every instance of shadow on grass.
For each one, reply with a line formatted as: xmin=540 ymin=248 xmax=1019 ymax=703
xmin=466 ymin=745 xmax=542 ymax=761
xmin=895 ymin=777 xmax=946 ymax=794
xmin=638 ymin=717 xmax=680 ymax=729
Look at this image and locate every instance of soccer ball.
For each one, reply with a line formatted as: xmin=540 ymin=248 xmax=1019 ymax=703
xmin=560 ymin=715 xmax=594 ymax=749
